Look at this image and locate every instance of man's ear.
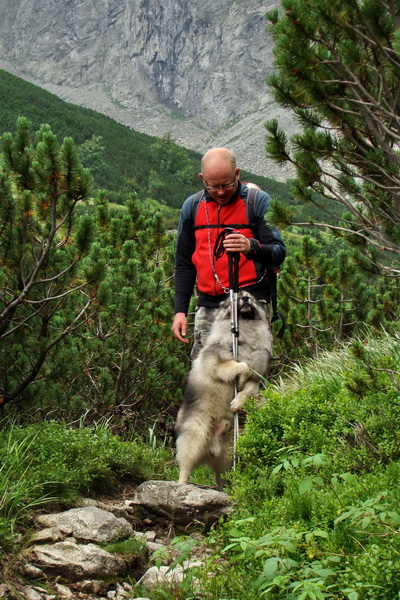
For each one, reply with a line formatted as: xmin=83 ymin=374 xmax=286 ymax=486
xmin=199 ymin=173 xmax=205 ymax=182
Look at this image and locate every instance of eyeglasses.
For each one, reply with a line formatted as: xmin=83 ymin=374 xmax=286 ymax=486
xmin=204 ymin=177 xmax=237 ymax=192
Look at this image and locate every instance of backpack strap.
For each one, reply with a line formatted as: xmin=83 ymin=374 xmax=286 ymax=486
xmin=191 ymin=190 xmax=205 ymax=223
xmin=246 ymin=186 xmax=259 ymax=228
xmin=245 ymin=186 xmax=286 ymax=337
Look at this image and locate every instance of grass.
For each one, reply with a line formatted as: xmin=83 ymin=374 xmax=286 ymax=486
xmin=0 ymin=426 xmax=57 ymax=549
xmin=0 ymin=419 xmax=159 ymax=554
xmin=0 ymin=330 xmax=399 ymax=599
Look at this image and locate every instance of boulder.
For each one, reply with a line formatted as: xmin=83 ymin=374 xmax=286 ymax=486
xmin=25 ymin=541 xmax=126 ymax=582
xmin=37 ymin=506 xmax=132 ymax=543
xmin=133 ymin=480 xmax=232 ymax=526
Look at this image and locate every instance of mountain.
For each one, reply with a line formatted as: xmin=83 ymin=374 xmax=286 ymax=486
xmin=0 ymin=0 xmax=298 ymax=180
xmin=0 ymin=69 xmax=294 ymax=219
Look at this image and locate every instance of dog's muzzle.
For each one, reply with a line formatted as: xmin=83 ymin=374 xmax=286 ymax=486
xmin=238 ymin=295 xmax=255 ymax=318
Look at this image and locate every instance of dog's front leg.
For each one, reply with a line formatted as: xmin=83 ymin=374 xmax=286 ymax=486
xmin=237 ymin=367 xmax=250 ymax=390
xmin=216 ymin=360 xmax=250 ymax=383
xmin=230 ymin=379 xmax=260 ymax=412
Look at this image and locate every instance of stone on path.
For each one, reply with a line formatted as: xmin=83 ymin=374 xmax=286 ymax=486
xmin=25 ymin=541 xmax=126 ymax=582
xmin=133 ymin=480 xmax=232 ymax=526
xmin=37 ymin=506 xmax=132 ymax=543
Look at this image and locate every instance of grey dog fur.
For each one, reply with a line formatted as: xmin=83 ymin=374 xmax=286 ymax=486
xmin=175 ymin=291 xmax=273 ymax=485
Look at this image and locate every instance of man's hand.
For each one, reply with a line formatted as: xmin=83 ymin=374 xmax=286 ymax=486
xmin=172 ymin=312 xmax=189 ymax=343
xmin=223 ymin=233 xmax=251 ymax=254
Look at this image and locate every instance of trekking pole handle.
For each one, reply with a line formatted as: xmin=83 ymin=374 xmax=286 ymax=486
xmin=225 ymin=227 xmax=240 ymax=237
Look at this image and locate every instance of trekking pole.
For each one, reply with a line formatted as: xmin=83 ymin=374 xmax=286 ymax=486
xmin=226 ymin=229 xmax=240 ymax=468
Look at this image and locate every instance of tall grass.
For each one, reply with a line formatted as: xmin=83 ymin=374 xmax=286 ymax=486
xmin=0 ymin=418 xmax=160 ymax=555
xmin=0 ymin=425 xmax=57 ymax=552
xmin=277 ymin=327 xmax=399 ymax=394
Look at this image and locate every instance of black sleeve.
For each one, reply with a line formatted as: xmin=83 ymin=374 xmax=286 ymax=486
xmin=174 ymin=202 xmax=197 ymax=315
xmin=243 ymin=186 xmax=286 ymax=268
xmin=247 ymin=216 xmax=286 ymax=267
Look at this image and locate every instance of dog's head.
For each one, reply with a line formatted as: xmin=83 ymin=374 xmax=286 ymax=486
xmin=214 ymin=291 xmax=267 ymax=323
xmin=238 ymin=291 xmax=266 ymax=321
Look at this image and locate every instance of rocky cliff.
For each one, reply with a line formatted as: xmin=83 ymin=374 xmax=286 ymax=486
xmin=0 ymin=0 xmax=297 ymax=179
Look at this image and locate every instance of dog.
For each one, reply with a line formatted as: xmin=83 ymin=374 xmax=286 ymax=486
xmin=175 ymin=291 xmax=273 ymax=485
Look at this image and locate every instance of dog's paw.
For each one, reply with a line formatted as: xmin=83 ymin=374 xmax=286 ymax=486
xmin=231 ymin=391 xmax=246 ymax=412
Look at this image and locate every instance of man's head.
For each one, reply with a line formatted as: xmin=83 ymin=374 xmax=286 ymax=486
xmin=199 ymin=147 xmax=240 ymax=205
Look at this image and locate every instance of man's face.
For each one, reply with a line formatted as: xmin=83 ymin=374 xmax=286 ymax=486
xmin=199 ymin=163 xmax=240 ymax=205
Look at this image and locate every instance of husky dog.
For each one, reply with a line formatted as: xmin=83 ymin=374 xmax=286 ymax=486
xmin=175 ymin=291 xmax=273 ymax=485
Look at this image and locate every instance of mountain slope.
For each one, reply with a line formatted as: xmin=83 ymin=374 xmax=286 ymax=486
xmin=0 ymin=0 xmax=298 ymax=179
xmin=0 ymin=69 xmax=293 ymax=210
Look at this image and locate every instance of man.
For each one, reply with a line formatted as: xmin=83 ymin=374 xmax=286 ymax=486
xmin=172 ymin=147 xmax=286 ymax=358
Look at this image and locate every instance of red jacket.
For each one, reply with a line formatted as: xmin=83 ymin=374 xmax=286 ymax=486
xmin=174 ymin=183 xmax=286 ymax=314
xmin=193 ymin=193 xmax=260 ymax=294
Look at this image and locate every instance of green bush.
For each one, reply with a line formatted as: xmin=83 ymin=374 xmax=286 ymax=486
xmin=198 ymin=332 xmax=400 ymax=600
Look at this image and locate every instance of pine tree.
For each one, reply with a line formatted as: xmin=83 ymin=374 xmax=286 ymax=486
xmin=278 ymin=236 xmax=332 ymax=359
xmin=276 ymin=237 xmax=372 ymax=361
xmin=1 ymin=120 xmax=188 ymax=429
xmin=0 ymin=118 xmax=99 ymax=408
xmin=57 ymin=191 xmax=187 ymax=433
xmin=324 ymin=250 xmax=370 ymax=342
xmin=265 ymin=0 xmax=400 ymax=280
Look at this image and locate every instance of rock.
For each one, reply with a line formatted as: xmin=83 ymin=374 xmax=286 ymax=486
xmin=115 ymin=582 xmax=129 ymax=596
xmin=36 ymin=506 xmax=132 ymax=543
xmin=31 ymin=527 xmax=64 ymax=544
xmin=23 ymin=563 xmax=46 ymax=580
xmin=141 ymin=531 xmax=157 ymax=542
xmin=31 ymin=587 xmax=55 ymax=600
xmin=25 ymin=541 xmax=126 ymax=582
xmin=138 ymin=560 xmax=204 ymax=589
xmin=133 ymin=480 xmax=232 ymax=526
xmin=8 ymin=482 xmax=225 ymax=595
xmin=146 ymin=541 xmax=169 ymax=553
xmin=20 ymin=588 xmax=42 ymax=600
xmin=73 ymin=580 xmax=108 ymax=595
xmin=0 ymin=585 xmax=13 ymax=599
xmin=78 ymin=498 xmax=134 ymax=521
xmin=134 ymin=531 xmax=167 ymax=553
xmin=53 ymin=584 xmax=74 ymax=599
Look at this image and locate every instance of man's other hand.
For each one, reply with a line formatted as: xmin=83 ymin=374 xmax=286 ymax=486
xmin=172 ymin=312 xmax=189 ymax=343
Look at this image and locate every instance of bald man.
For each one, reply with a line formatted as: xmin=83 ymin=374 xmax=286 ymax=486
xmin=172 ymin=147 xmax=286 ymax=359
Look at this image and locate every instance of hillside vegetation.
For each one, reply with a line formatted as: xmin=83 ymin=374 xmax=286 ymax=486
xmin=0 ymin=69 xmax=292 ymax=215
xmin=0 ymin=54 xmax=399 ymax=600
xmin=222 ymin=331 xmax=400 ymax=599
xmin=1 ymin=333 xmax=399 ymax=599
